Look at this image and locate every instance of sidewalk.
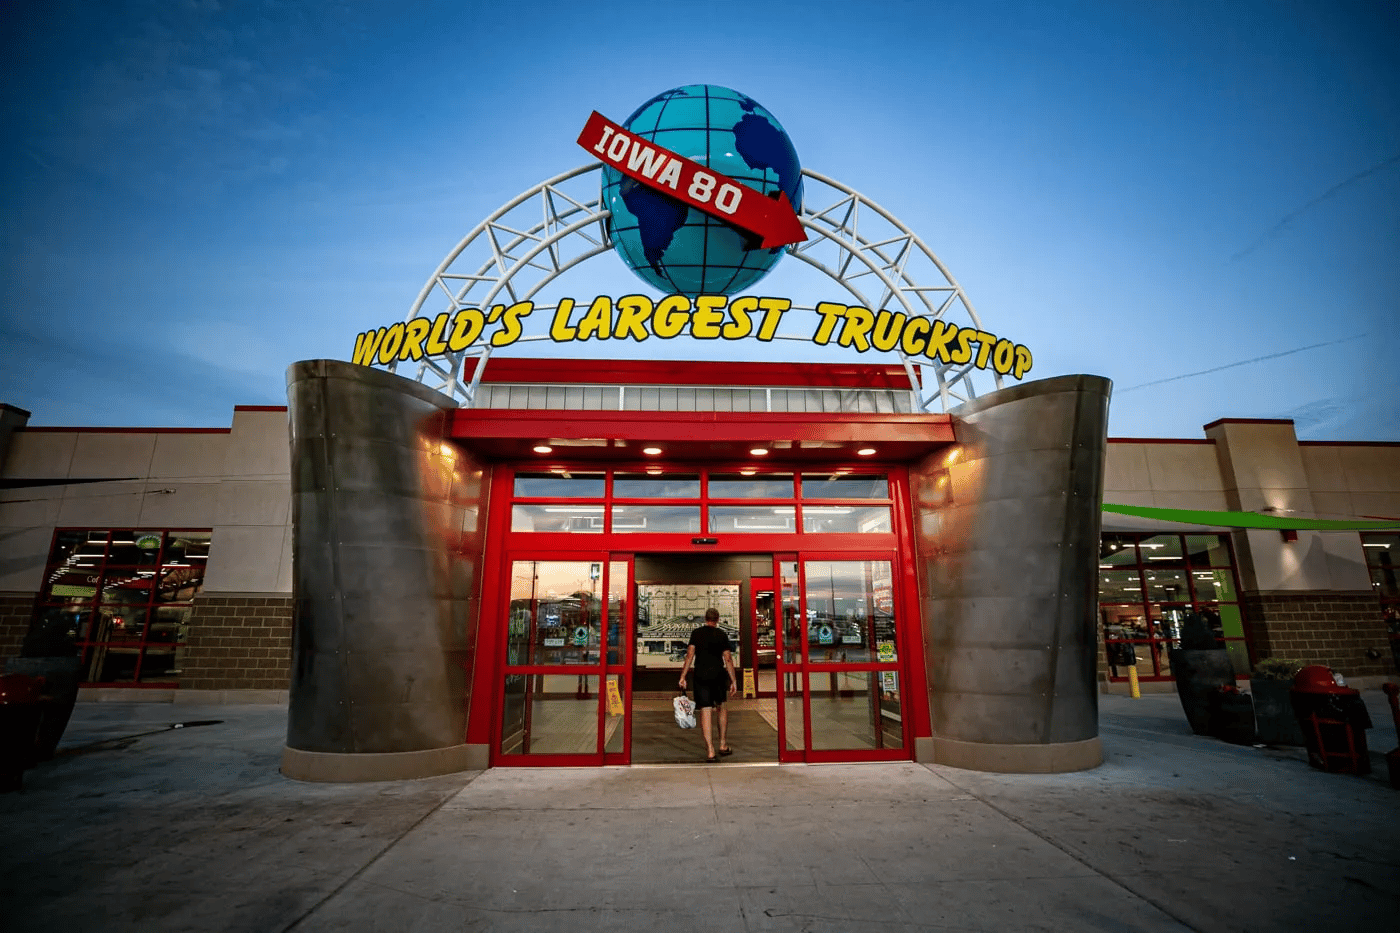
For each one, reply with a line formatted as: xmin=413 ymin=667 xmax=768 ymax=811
xmin=1 ymin=691 xmax=1396 ymax=932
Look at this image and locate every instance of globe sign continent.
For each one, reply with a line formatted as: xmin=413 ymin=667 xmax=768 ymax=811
xmin=602 ymin=85 xmax=803 ymax=297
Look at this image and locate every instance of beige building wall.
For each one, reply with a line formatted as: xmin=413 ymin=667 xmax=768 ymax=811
xmin=0 ymin=406 xmax=293 ymax=697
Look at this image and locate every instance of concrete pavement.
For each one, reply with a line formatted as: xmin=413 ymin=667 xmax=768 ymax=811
xmin=1 ymin=691 xmax=1397 ymax=932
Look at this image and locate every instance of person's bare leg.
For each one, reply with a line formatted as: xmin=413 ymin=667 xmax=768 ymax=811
xmin=718 ymin=704 xmax=730 ymax=752
xmin=700 ymin=707 xmax=715 ymax=758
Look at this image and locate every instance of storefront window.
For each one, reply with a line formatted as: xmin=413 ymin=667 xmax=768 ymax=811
xmin=1361 ymin=533 xmax=1400 ymax=673
xmin=708 ymin=506 xmax=797 ymax=534
xmin=1098 ymin=532 xmax=1247 ymax=681
xmin=708 ymin=473 xmax=795 ymax=498
xmin=801 ymin=473 xmax=889 ymax=499
xmin=513 ymin=472 xmax=606 ymax=497
xmin=613 ymin=473 xmax=699 ymax=498
xmin=29 ymin=529 xmax=209 ymax=685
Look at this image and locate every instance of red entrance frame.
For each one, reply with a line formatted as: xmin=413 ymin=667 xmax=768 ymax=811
xmin=453 ymin=358 xmax=950 ymax=767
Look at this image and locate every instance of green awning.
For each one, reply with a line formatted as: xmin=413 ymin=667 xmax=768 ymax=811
xmin=1101 ymin=503 xmax=1400 ymax=531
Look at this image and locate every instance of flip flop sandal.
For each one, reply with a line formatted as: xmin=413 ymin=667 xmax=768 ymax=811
xmin=705 ymin=755 xmax=718 ymax=763
xmin=718 ymin=748 xmax=733 ymax=756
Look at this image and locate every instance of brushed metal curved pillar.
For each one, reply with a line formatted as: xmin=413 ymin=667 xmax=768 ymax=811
xmin=911 ymin=374 xmax=1111 ymax=772
xmin=282 ymin=360 xmax=487 ymax=781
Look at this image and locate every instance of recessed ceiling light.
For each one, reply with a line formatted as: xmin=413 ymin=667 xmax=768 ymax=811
xmin=642 ymin=446 xmax=662 ymax=455
xmin=646 ymin=468 xmax=663 ymax=475
xmin=740 ymin=469 xmax=757 ymax=475
xmin=857 ymin=448 xmax=877 ymax=456
xmin=533 ymin=445 xmax=553 ymax=454
xmin=749 ymin=448 xmax=769 ymax=456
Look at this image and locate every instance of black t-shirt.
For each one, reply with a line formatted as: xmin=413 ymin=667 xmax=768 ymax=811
xmin=688 ymin=625 xmax=733 ymax=677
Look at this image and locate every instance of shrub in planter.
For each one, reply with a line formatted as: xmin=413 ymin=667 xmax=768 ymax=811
xmin=1250 ymin=658 xmax=1307 ymax=746
xmin=1169 ymin=611 xmax=1235 ymax=735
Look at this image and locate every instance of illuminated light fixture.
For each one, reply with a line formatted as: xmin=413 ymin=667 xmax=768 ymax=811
xmin=642 ymin=447 xmax=663 ymax=455
xmin=1362 ymin=542 xmax=1389 ymax=548
xmin=533 ymin=445 xmax=553 ymax=454
xmin=646 ymin=468 xmax=663 ymax=475
xmin=740 ymin=469 xmax=757 ymax=476
xmin=749 ymin=448 xmax=769 ymax=456
xmin=857 ymin=448 xmax=877 ymax=456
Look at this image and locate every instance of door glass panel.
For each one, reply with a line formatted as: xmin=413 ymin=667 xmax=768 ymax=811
xmin=507 ymin=561 xmax=602 ymax=665
xmin=604 ymin=674 xmax=625 ymax=753
xmin=500 ymin=673 xmax=599 ymax=756
xmin=784 ymin=675 xmax=806 ymax=752
xmin=778 ymin=561 xmax=801 ymax=664
xmin=804 ymin=560 xmax=895 ymax=664
xmin=802 ymin=505 xmax=891 ymax=534
xmin=807 ymin=671 xmax=902 ymax=750
xmin=606 ymin=560 xmax=628 ymax=666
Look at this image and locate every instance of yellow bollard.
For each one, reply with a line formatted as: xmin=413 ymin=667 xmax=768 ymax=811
xmin=1127 ymin=664 xmax=1141 ymax=699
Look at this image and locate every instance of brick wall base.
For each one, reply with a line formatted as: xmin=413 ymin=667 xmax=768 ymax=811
xmin=181 ymin=594 xmax=294 ymax=690
xmin=1242 ymin=590 xmax=1392 ymax=678
xmin=0 ymin=592 xmax=37 ymax=660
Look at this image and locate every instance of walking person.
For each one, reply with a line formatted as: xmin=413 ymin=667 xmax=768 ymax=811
xmin=678 ymin=608 xmax=738 ymax=762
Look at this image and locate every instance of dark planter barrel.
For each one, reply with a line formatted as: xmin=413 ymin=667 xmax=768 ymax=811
xmin=1209 ymin=690 xmax=1256 ymax=745
xmin=5 ymin=657 xmax=81 ymax=761
xmin=1169 ymin=648 xmax=1236 ymax=735
xmin=1251 ymin=679 xmax=1306 ymax=746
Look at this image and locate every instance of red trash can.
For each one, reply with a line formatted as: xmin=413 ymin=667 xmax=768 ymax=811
xmin=0 ymin=673 xmax=48 ymax=792
xmin=1290 ymin=665 xmax=1372 ymax=775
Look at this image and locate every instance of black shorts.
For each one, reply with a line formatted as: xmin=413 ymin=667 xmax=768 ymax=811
xmin=692 ymin=674 xmax=730 ymax=709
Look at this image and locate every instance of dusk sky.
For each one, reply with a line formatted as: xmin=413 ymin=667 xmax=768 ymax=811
xmin=3 ymin=0 xmax=1397 ymax=441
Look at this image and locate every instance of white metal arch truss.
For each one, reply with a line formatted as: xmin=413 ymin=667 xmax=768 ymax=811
xmin=390 ymin=164 xmax=1001 ymax=413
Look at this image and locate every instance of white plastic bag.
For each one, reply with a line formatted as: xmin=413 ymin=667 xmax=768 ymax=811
xmin=673 ymin=693 xmax=696 ymax=729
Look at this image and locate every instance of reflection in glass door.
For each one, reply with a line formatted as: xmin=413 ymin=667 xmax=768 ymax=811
xmin=498 ymin=558 xmax=629 ymax=763
xmin=778 ymin=556 xmax=907 ymax=761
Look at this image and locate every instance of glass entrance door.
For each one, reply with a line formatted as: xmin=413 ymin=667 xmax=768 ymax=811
xmin=496 ymin=556 xmax=630 ymax=765
xmin=776 ymin=555 xmax=907 ymax=762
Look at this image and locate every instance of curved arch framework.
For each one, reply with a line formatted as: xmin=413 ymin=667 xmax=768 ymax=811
xmin=390 ymin=164 xmax=1001 ymax=413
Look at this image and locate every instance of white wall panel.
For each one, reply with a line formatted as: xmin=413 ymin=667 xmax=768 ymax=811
xmin=150 ymin=432 xmax=229 ymax=479
xmin=68 ymin=433 xmax=157 ymax=478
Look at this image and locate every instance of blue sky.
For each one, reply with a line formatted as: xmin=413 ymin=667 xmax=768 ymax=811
xmin=2 ymin=0 xmax=1397 ymax=440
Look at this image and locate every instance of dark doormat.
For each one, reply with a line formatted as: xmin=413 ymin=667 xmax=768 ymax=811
xmin=630 ymin=709 xmax=779 ymax=764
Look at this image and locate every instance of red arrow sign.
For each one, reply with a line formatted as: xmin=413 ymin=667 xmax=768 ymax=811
xmin=577 ymin=110 xmax=806 ymax=249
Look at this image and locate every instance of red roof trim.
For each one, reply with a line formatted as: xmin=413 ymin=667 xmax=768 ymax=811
xmin=1298 ymin=440 xmax=1400 ymax=448
xmin=478 ymin=358 xmax=915 ymax=389
xmin=1202 ymin=417 xmax=1295 ymax=430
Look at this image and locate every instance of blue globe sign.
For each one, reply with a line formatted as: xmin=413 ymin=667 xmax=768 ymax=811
xmin=601 ymin=85 xmax=804 ymax=297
